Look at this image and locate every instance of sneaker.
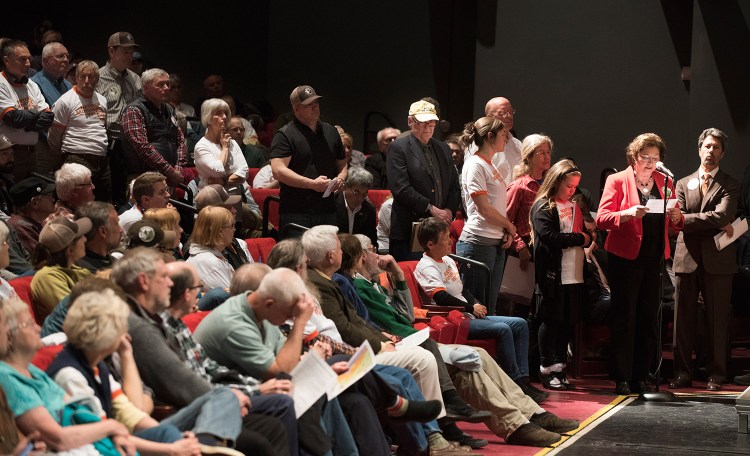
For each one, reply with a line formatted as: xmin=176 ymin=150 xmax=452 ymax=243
xmin=506 ymin=423 xmax=561 ymax=447
xmin=553 ymin=371 xmax=575 ymax=390
xmin=429 ymin=441 xmax=480 ymax=455
xmin=530 ymin=411 xmax=579 ymax=433
xmin=540 ymin=372 xmax=567 ymax=391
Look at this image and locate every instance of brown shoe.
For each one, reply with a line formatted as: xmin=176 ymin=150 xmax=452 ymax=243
xmin=530 ymin=411 xmax=580 ymax=433
xmin=429 ymin=441 xmax=480 ymax=455
xmin=506 ymin=423 xmax=562 ymax=447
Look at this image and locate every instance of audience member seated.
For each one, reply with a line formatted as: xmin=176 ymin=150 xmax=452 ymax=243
xmin=336 ymin=166 xmax=377 ymax=248
xmin=186 ymin=206 xmax=241 ymax=290
xmin=110 ymin=247 xmax=291 ymax=455
xmin=228 ymin=116 xmax=269 ymax=168
xmin=143 ymin=207 xmax=184 ymax=259
xmin=339 ymin=131 xmax=365 ymax=169
xmin=43 ymin=163 xmax=95 ymax=225
xmin=125 ymin=219 xmax=178 ymax=258
xmin=47 ymin=289 xmax=243 ymax=455
xmin=8 ymin=176 xmax=56 ymax=254
xmin=0 ymin=222 xmax=19 ymax=300
xmin=0 ymin=296 xmax=136 ymax=454
xmin=365 ymin=127 xmax=400 ymax=190
xmin=119 ymin=172 xmax=171 ymax=232
xmin=193 ymin=185 xmax=256 ymax=269
xmin=252 ymin=164 xmax=278 ymax=189
xmin=30 ymin=216 xmax=92 ymax=321
xmin=414 ymin=218 xmax=540 ymax=397
xmin=194 ymin=99 xmax=249 ymax=193
xmin=75 ymin=201 xmax=122 ymax=272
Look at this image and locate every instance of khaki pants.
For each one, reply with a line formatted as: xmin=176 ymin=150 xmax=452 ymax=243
xmin=447 ymin=345 xmax=538 ymax=439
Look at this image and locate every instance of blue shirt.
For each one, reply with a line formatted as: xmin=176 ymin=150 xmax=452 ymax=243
xmin=0 ymin=361 xmax=65 ymax=422
xmin=30 ymin=70 xmax=73 ymax=106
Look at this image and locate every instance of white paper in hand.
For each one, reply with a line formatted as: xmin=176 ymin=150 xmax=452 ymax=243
xmin=714 ymin=218 xmax=748 ymax=251
xmin=289 ymin=351 xmax=337 ymax=418
xmin=644 ymin=198 xmax=678 ymax=214
xmin=395 ymin=327 xmax=430 ymax=350
xmin=323 ymin=177 xmax=341 ymax=198
xmin=327 ymin=340 xmax=376 ymax=399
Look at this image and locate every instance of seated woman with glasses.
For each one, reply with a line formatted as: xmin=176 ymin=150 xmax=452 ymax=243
xmin=186 ymin=206 xmax=238 ymax=291
xmin=30 ymin=216 xmax=93 ymax=322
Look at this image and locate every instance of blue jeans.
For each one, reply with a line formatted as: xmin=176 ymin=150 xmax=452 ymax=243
xmin=468 ymin=316 xmax=529 ymax=381
xmin=159 ymin=386 xmax=242 ymax=443
xmin=455 ymin=241 xmax=506 ymax=315
xmin=321 ymin=398 xmax=357 ymax=456
xmin=374 ymin=364 xmax=440 ymax=453
xmin=134 ymin=423 xmax=183 ymax=443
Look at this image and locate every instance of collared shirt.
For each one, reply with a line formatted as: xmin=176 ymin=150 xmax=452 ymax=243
xmin=30 ymin=70 xmax=72 ymax=106
xmin=343 ymin=194 xmax=361 ymax=235
xmin=96 ymin=62 xmax=142 ymax=139
xmin=121 ymin=101 xmax=187 ymax=175
xmin=698 ymin=166 xmax=720 ymax=191
xmin=159 ymin=311 xmax=261 ymax=397
xmin=43 ymin=200 xmax=74 ymax=225
xmin=420 ymin=140 xmax=443 ymax=205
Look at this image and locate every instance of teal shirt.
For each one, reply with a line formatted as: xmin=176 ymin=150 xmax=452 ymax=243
xmin=0 ymin=361 xmax=65 ymax=422
xmin=193 ymin=292 xmax=285 ymax=380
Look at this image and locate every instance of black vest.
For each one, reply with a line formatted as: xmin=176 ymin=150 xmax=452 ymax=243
xmin=47 ymin=344 xmax=114 ymax=418
xmin=123 ymin=96 xmax=180 ymax=174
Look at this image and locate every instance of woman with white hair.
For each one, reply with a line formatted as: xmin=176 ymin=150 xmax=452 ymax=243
xmin=194 ymin=98 xmax=249 ymax=191
xmin=30 ymin=216 xmax=92 ymax=321
xmin=0 ymin=221 xmax=18 ymax=300
xmin=0 ymin=296 xmax=135 ymax=454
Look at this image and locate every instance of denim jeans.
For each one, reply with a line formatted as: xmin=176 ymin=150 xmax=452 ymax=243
xmin=455 ymin=241 xmax=506 ymax=315
xmin=160 ymin=386 xmax=242 ymax=443
xmin=320 ymin=397 xmax=357 ymax=456
xmin=468 ymin=316 xmax=529 ymax=381
xmin=134 ymin=423 xmax=183 ymax=443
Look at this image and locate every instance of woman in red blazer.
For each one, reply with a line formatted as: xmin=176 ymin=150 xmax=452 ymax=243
xmin=596 ymin=133 xmax=683 ymax=395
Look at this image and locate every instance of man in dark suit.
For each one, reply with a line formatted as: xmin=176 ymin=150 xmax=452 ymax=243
xmin=335 ymin=166 xmax=378 ymax=248
xmin=386 ymin=100 xmax=460 ymax=261
xmin=670 ymin=128 xmax=739 ymax=391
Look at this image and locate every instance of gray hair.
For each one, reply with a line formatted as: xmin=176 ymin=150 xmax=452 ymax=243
xmin=4 ymin=296 xmax=30 ymax=334
xmin=76 ymin=201 xmax=115 ymax=241
xmin=301 ymin=225 xmax=339 ymax=268
xmin=230 ymin=263 xmax=272 ymax=295
xmin=256 ymin=268 xmax=307 ymax=307
xmin=41 ymin=42 xmax=64 ymax=59
xmin=376 ymin=128 xmax=400 ymax=143
xmin=55 ymin=163 xmax=91 ymax=202
xmin=111 ymin=247 xmax=162 ymax=294
xmin=141 ymin=68 xmax=169 ymax=87
xmin=698 ymin=127 xmax=728 ymax=152
xmin=354 ymin=234 xmax=372 ymax=251
xmin=200 ymin=98 xmax=231 ymax=128
xmin=64 ymin=289 xmax=130 ymax=353
xmin=345 ymin=166 xmax=373 ymax=189
xmin=514 ymin=133 xmax=553 ymax=180
xmin=76 ymin=60 xmax=99 ymax=78
xmin=0 ymin=221 xmax=9 ymax=246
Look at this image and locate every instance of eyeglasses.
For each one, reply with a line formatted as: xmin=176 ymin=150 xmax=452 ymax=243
xmin=637 ymin=155 xmax=660 ymax=164
xmin=16 ymin=319 xmax=37 ymax=330
xmin=188 ymin=283 xmax=204 ymax=291
xmin=367 ymin=246 xmax=377 ymax=253
xmin=383 ymin=137 xmax=397 ymax=144
xmin=75 ymin=182 xmax=95 ymax=188
xmin=348 ymin=188 xmax=368 ymax=197
xmin=415 ymin=120 xmax=438 ymax=127
xmin=222 ymin=225 xmax=234 ymax=230
xmin=499 ymin=109 xmax=517 ymax=117
xmin=534 ymin=150 xmax=551 ymax=156
xmin=229 ymin=127 xmax=245 ymax=132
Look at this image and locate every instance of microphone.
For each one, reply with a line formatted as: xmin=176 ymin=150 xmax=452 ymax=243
xmin=655 ymin=161 xmax=674 ymax=177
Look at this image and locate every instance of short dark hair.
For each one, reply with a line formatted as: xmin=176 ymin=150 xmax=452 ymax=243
xmin=169 ymin=266 xmax=194 ymax=303
xmin=697 ymin=128 xmax=728 ymax=152
xmin=132 ymin=172 xmax=166 ymax=205
xmin=416 ymin=217 xmax=449 ymax=250
xmin=76 ymin=201 xmax=115 ymax=241
xmin=338 ymin=234 xmax=363 ymax=273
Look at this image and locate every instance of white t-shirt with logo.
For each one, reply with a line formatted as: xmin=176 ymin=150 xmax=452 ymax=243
xmin=460 ymin=152 xmax=507 ymax=241
xmin=557 ymin=200 xmax=584 ymax=284
xmin=415 ymin=254 xmax=466 ymax=303
xmin=0 ymin=73 xmax=48 ymax=145
xmin=52 ymin=86 xmax=108 ymax=156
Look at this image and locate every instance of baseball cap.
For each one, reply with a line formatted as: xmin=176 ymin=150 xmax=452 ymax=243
xmin=0 ymin=135 xmax=12 ymax=151
xmin=107 ymin=32 xmax=139 ymax=48
xmin=9 ymin=177 xmax=56 ymax=208
xmin=126 ymin=219 xmax=177 ymax=249
xmin=195 ymin=184 xmax=242 ymax=211
xmin=39 ymin=216 xmax=92 ymax=253
xmin=290 ymin=85 xmax=322 ymax=107
xmin=408 ymin=100 xmax=439 ymax=122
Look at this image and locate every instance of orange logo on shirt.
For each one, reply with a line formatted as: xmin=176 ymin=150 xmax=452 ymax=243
xmin=443 ymin=268 xmax=460 ymax=284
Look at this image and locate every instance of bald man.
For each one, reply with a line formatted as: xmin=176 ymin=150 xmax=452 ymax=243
xmin=464 ymin=97 xmax=522 ymax=186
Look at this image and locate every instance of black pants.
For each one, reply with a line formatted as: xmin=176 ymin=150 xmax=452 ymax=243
xmin=237 ymin=412 xmax=289 ymax=456
xmin=608 ymin=252 xmax=661 ymax=382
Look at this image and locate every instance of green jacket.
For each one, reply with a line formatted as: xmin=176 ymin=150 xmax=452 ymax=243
xmin=353 ymin=277 xmax=416 ymax=338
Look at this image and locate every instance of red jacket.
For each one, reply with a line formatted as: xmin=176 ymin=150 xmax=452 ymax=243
xmin=596 ymin=168 xmax=682 ymax=260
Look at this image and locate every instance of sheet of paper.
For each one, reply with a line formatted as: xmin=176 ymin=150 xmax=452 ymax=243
xmin=395 ymin=327 xmax=430 ymax=350
xmin=327 ymin=340 xmax=376 ymax=399
xmin=289 ymin=351 xmax=337 ymax=418
xmin=322 ymin=177 xmax=341 ymax=198
xmin=644 ymin=198 xmax=678 ymax=213
xmin=713 ymin=217 xmax=748 ymax=251
xmin=500 ymin=255 xmax=535 ymax=302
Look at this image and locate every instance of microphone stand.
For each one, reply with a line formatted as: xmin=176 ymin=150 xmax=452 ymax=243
xmin=641 ymin=171 xmax=680 ymax=402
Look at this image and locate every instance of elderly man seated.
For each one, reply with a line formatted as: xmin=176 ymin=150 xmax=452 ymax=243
xmin=43 ymin=163 xmax=95 ymax=225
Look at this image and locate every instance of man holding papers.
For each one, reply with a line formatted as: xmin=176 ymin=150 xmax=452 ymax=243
xmin=671 ymin=128 xmax=740 ymax=392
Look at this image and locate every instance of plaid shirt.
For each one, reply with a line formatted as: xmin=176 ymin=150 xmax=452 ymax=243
xmin=506 ymin=174 xmax=541 ymax=252
xmin=160 ymin=312 xmax=261 ymax=396
xmin=120 ymin=103 xmax=187 ymax=178
xmin=96 ymin=62 xmax=142 ymax=139
xmin=42 ymin=200 xmax=74 ymax=226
